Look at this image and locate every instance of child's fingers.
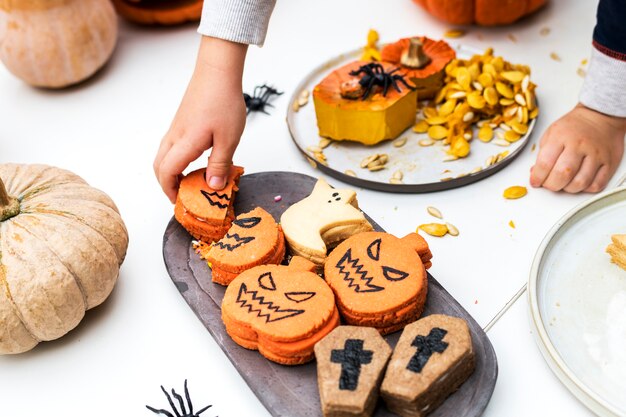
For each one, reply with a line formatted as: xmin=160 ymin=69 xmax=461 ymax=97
xmin=563 ymin=156 xmax=599 ymax=193
xmin=530 ymin=141 xmax=564 ymax=187
xmin=206 ymin=137 xmax=238 ymax=190
xmin=158 ymin=141 xmax=204 ymax=203
xmin=154 ymin=136 xmax=173 ymax=177
xmin=585 ymin=164 xmax=610 ymax=193
xmin=542 ymin=150 xmax=584 ymax=191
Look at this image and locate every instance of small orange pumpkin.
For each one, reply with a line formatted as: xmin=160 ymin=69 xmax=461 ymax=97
xmin=111 ymin=0 xmax=203 ymax=25
xmin=381 ymin=37 xmax=455 ymax=100
xmin=413 ymin=0 xmax=547 ymax=26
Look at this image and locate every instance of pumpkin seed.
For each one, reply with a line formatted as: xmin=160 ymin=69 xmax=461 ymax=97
xmin=483 ymin=87 xmax=499 ymax=106
xmin=495 ymin=82 xmax=514 ymax=98
xmin=427 ymin=206 xmax=443 ymax=219
xmin=426 ymin=116 xmax=447 ymax=125
xmin=507 ymin=34 xmax=517 ymax=43
xmin=504 ymin=130 xmax=521 ymax=143
xmin=470 ymin=166 xmax=482 ymax=174
xmin=499 ymin=98 xmax=514 ymax=106
xmin=503 ymin=185 xmax=527 ymax=199
xmin=499 ymin=123 xmax=511 ymax=131
xmin=440 ymin=177 xmax=454 ymax=182
xmin=419 ymin=138 xmax=435 ymax=147
xmin=319 ymin=138 xmax=332 ymax=148
xmin=501 ymin=71 xmax=525 ymax=83
xmin=446 ymin=223 xmax=459 ymax=236
xmin=307 ymin=145 xmax=322 ymax=153
xmin=368 ymin=165 xmax=386 ymax=172
xmin=423 ymin=107 xmax=439 ymax=119
xmin=581 ymin=58 xmax=588 ymax=65
xmin=511 ymin=121 xmax=528 ymax=135
xmin=486 ymin=155 xmax=496 ymax=166
xmin=292 ymin=101 xmax=301 ymax=112
xmin=478 ymin=125 xmax=493 ymax=142
xmin=493 ymin=138 xmax=510 ymax=147
xmin=531 ymin=143 xmax=537 ymax=152
xmin=550 ymin=52 xmax=561 ymax=62
xmin=521 ymin=75 xmax=530 ymax=92
xmin=393 ymin=137 xmax=408 ymax=148
xmin=443 ymin=155 xmax=458 ymax=162
xmin=514 ymin=93 xmax=527 ymax=106
xmin=418 ymin=223 xmax=448 ymax=237
xmin=438 ymin=99 xmax=457 ymax=117
xmin=472 ymin=81 xmax=484 ymax=91
xmin=428 ymin=125 xmax=448 ymax=140
xmin=344 ymin=169 xmax=357 ymax=177
xmin=360 ymin=154 xmax=378 ymax=168
xmin=307 ymin=158 xmax=317 ymax=169
xmin=389 ymin=178 xmax=403 ymax=184
xmin=378 ymin=154 xmax=389 ymax=165
xmin=413 ymin=120 xmax=430 ymax=133
xmin=509 ymin=220 xmax=516 ymax=228
xmin=392 ymin=170 xmax=403 ymax=180
xmin=463 ymin=132 xmax=472 ymax=140
xmin=462 ymin=111 xmax=475 ymax=122
xmin=540 ymin=27 xmax=550 ymax=36
xmin=444 ymin=29 xmax=466 ymax=39
xmin=467 ymin=92 xmax=486 ymax=109
xmin=449 ymin=91 xmax=467 ymax=99
xmin=478 ymin=72 xmax=494 ymax=88
xmin=577 ymin=68 xmax=586 ymax=78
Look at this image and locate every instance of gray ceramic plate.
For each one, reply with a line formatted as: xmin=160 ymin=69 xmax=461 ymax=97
xmin=286 ymin=44 xmax=536 ymax=193
xmin=529 ymin=183 xmax=626 ymax=417
xmin=162 ymin=171 xmax=498 ymax=417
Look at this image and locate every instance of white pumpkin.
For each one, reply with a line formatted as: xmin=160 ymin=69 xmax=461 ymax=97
xmin=0 ymin=164 xmax=128 ymax=354
xmin=0 ymin=0 xmax=118 ymax=88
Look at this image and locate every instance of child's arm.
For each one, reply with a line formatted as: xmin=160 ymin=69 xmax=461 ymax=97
xmin=531 ymin=0 xmax=626 ymax=193
xmin=154 ymin=0 xmax=276 ymax=203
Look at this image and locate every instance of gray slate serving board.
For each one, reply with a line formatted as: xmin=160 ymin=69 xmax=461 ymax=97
xmin=162 ymin=171 xmax=498 ymax=417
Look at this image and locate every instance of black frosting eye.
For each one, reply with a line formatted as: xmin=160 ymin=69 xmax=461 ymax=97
xmin=382 ymin=266 xmax=409 ymax=282
xmin=233 ymin=217 xmax=261 ymax=228
xmin=332 ymin=192 xmax=339 ymax=197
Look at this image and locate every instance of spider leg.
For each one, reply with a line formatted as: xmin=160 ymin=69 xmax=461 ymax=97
xmin=195 ymin=404 xmax=213 ymax=416
xmin=389 ymin=67 xmax=401 ymax=75
xmin=395 ymin=75 xmax=415 ymax=90
xmin=171 ymin=389 xmax=187 ymax=416
xmin=382 ymin=76 xmax=390 ymax=96
xmin=161 ymin=386 xmax=182 ymax=417
xmin=361 ymin=77 xmax=376 ymax=100
xmin=146 ymin=405 xmax=175 ymax=417
xmin=184 ymin=380 xmax=194 ymax=416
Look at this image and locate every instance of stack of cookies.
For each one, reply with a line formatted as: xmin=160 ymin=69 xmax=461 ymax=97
xmin=381 ymin=314 xmax=475 ymax=417
xmin=607 ymin=234 xmax=626 ymax=271
xmin=281 ymin=178 xmax=372 ymax=267
xmin=199 ymin=207 xmax=286 ymax=286
xmin=221 ymin=257 xmax=340 ymax=365
xmin=174 ymin=165 xmax=244 ymax=243
xmin=324 ymin=232 xmax=431 ymax=335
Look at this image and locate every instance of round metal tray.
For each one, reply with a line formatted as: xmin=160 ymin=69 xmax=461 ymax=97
xmin=286 ymin=44 xmax=536 ymax=193
xmin=529 ymin=184 xmax=626 ymax=416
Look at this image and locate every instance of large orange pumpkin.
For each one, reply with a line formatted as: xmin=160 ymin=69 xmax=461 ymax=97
xmin=413 ymin=0 xmax=547 ymax=26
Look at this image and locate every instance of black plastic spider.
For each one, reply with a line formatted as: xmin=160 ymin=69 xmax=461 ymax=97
xmin=348 ymin=63 xmax=414 ymax=100
xmin=146 ymin=380 xmax=212 ymax=417
xmin=243 ymin=84 xmax=283 ymax=115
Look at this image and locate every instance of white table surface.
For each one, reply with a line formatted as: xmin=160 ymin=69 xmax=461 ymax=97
xmin=1 ymin=0 xmax=623 ymax=415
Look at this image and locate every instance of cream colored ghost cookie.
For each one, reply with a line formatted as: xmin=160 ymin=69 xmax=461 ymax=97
xmin=280 ymin=178 xmax=373 ymax=266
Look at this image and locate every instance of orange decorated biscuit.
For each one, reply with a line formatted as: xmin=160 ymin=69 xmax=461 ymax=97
xmin=324 ymin=232 xmax=430 ymax=334
xmin=175 ymin=165 xmax=243 ymax=242
xmin=221 ymin=257 xmax=339 ymax=365
xmin=204 ymin=207 xmax=286 ymax=286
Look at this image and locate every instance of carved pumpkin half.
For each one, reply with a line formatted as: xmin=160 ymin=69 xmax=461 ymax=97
xmin=324 ymin=232 xmax=430 ymax=335
xmin=0 ymin=164 xmax=128 ymax=354
xmin=413 ymin=0 xmax=547 ymax=26
xmin=381 ymin=37 xmax=456 ymax=100
xmin=221 ymin=257 xmax=339 ymax=365
xmin=111 ymin=0 xmax=203 ymax=25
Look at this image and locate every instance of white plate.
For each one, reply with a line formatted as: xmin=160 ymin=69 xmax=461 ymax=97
xmin=286 ymin=43 xmax=536 ymax=193
xmin=529 ymin=185 xmax=626 ymax=416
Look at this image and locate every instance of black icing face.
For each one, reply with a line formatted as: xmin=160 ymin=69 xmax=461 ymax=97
xmin=201 ymin=189 xmax=230 ymax=209
xmin=327 ymin=192 xmax=342 ymax=203
xmin=335 ymin=238 xmax=409 ymax=293
xmin=212 ymin=215 xmax=265 ymax=253
xmin=330 ymin=339 xmax=373 ymax=390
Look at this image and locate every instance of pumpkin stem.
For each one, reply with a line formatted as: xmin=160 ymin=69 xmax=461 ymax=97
xmin=401 ymin=37 xmax=431 ymax=69
xmin=0 ymin=177 xmax=20 ymax=222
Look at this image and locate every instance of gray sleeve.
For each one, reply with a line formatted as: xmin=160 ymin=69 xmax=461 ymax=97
xmin=579 ymin=47 xmax=626 ymax=117
xmin=197 ymin=0 xmax=277 ymax=46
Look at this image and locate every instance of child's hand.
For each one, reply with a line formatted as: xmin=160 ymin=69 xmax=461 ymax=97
xmin=154 ymin=37 xmax=248 ymax=203
xmin=530 ymin=104 xmax=626 ymax=193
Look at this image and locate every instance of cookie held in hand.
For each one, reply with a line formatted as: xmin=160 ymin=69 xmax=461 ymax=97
xmin=175 ymin=165 xmax=244 ymax=243
xmin=381 ymin=314 xmax=475 ymax=417
xmin=221 ymin=256 xmax=339 ymax=365
xmin=280 ymin=178 xmax=372 ymax=266
xmin=315 ymin=326 xmax=392 ymax=417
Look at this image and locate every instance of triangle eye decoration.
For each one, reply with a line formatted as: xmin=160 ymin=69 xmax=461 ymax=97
xmin=284 ymin=292 xmax=316 ymax=303
xmin=382 ymin=265 xmax=409 ymax=282
xmin=367 ymin=238 xmax=381 ymax=261
xmin=258 ymin=272 xmax=277 ymax=291
xmin=234 ymin=216 xmax=261 ymax=228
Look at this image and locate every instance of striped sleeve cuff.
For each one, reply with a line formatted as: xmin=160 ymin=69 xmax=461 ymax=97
xmin=198 ymin=0 xmax=276 ymax=46
xmin=579 ymin=46 xmax=626 ymax=118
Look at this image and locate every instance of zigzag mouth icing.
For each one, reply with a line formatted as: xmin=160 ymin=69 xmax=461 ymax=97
xmin=236 ymin=283 xmax=304 ymax=323
xmin=200 ymin=189 xmax=230 ymax=209
xmin=213 ymin=233 xmax=255 ymax=251
xmin=335 ymin=248 xmax=384 ymax=293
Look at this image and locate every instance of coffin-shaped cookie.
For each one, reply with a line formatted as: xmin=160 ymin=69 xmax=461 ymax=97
xmin=315 ymin=326 xmax=392 ymax=417
xmin=381 ymin=314 xmax=475 ymax=417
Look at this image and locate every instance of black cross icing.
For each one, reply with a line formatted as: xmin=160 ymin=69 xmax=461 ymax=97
xmin=330 ymin=339 xmax=373 ymax=391
xmin=407 ymin=327 xmax=449 ymax=373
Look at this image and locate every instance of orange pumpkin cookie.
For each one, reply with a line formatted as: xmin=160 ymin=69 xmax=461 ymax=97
xmin=381 ymin=37 xmax=455 ymax=100
xmin=175 ymin=165 xmax=243 ymax=243
xmin=200 ymin=207 xmax=286 ymax=286
xmin=324 ymin=232 xmax=431 ymax=335
xmin=111 ymin=0 xmax=203 ymax=25
xmin=280 ymin=178 xmax=372 ymax=267
xmin=221 ymin=257 xmax=339 ymax=365
xmin=313 ymin=60 xmax=418 ymax=145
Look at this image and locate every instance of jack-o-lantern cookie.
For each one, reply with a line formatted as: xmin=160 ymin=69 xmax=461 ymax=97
xmin=175 ymin=165 xmax=244 ymax=243
xmin=198 ymin=207 xmax=286 ymax=286
xmin=222 ymin=256 xmax=339 ymax=365
xmin=280 ymin=178 xmax=373 ymax=266
xmin=324 ymin=232 xmax=431 ymax=335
